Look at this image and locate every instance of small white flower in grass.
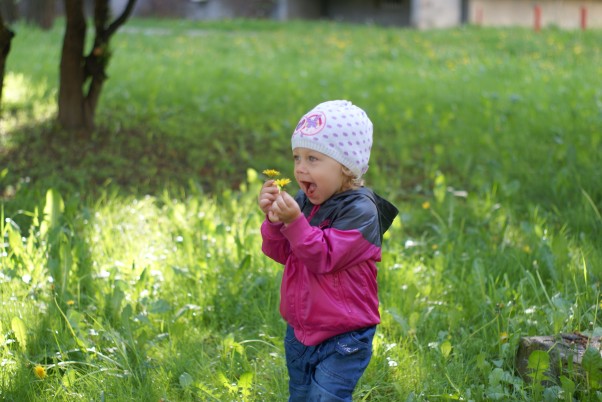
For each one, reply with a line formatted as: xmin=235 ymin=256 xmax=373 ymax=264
xmin=384 ymin=343 xmax=397 ymax=352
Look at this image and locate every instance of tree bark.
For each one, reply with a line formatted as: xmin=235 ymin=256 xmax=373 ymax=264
xmin=58 ymin=0 xmax=137 ymax=137
xmin=516 ymin=333 xmax=602 ymax=384
xmin=0 ymin=8 xmax=15 ymax=114
xmin=58 ymin=0 xmax=87 ymax=133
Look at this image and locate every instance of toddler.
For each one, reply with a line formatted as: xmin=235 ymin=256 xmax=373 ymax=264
xmin=258 ymin=100 xmax=398 ymax=401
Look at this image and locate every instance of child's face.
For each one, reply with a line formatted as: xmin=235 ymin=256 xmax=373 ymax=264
xmin=293 ymin=147 xmax=346 ymax=205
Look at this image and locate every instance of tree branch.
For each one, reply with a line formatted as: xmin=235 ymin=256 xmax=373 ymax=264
xmin=106 ymin=0 xmax=137 ymax=39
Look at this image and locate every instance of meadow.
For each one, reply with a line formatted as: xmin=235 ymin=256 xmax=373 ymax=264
xmin=0 ymin=18 xmax=601 ymax=401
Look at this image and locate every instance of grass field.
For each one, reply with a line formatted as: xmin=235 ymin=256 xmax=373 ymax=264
xmin=1 ymin=18 xmax=601 ymax=401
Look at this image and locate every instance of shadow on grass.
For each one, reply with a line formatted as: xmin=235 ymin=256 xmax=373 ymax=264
xmin=0 ymin=119 xmax=261 ymax=202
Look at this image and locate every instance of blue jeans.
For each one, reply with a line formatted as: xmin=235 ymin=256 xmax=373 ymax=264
xmin=284 ymin=325 xmax=376 ymax=402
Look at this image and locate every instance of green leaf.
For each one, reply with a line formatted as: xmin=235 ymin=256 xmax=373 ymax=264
xmin=527 ymin=350 xmax=551 ymax=383
xmin=179 ymin=372 xmax=194 ymax=389
xmin=409 ymin=312 xmax=420 ymax=331
xmin=559 ymin=375 xmax=575 ymax=401
xmin=219 ymin=372 xmax=237 ymax=393
xmin=57 ymin=235 xmax=73 ymax=296
xmin=440 ymin=340 xmax=452 ymax=359
xmin=62 ymin=369 xmax=77 ymax=387
xmin=238 ymin=372 xmax=253 ymax=398
xmin=476 ymin=353 xmax=491 ymax=372
xmin=135 ymin=267 xmax=148 ymax=296
xmin=66 ymin=309 xmax=84 ymax=331
xmin=148 ymin=299 xmax=171 ymax=314
xmin=121 ymin=304 xmax=133 ymax=339
xmin=434 ymin=172 xmax=446 ymax=204
xmin=238 ymin=254 xmax=251 ymax=270
xmin=11 ymin=317 xmax=27 ymax=352
xmin=7 ymin=228 xmax=23 ymax=258
xmin=106 ymin=280 xmax=126 ymax=323
xmin=489 ymin=367 xmax=505 ymax=387
xmin=65 ymin=309 xmax=88 ymax=350
xmin=40 ymin=188 xmax=64 ymax=239
xmin=582 ymin=347 xmax=602 ymax=389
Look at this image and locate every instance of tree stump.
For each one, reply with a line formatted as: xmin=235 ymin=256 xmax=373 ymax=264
xmin=516 ymin=333 xmax=602 ymax=383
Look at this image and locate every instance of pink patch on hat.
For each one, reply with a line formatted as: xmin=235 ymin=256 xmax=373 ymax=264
xmin=298 ymin=112 xmax=327 ymax=136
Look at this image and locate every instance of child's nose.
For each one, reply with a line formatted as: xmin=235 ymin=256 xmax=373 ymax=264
xmin=295 ymin=161 xmax=307 ymax=174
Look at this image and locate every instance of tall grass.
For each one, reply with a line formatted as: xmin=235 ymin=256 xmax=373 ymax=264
xmin=0 ymin=19 xmax=601 ymax=400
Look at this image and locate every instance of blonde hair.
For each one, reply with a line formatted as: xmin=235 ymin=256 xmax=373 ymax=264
xmin=341 ymin=166 xmax=365 ymax=191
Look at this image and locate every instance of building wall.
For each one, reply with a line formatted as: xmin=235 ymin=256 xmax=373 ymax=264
xmin=411 ymin=0 xmax=462 ymax=29
xmin=274 ymin=0 xmax=322 ymax=20
xmin=185 ymin=1 xmax=236 ymax=20
xmin=112 ymin=0 xmax=602 ymax=29
xmin=326 ymin=0 xmax=411 ymax=26
xmin=470 ymin=0 xmax=602 ymax=29
xmin=113 ymin=0 xmax=279 ymax=20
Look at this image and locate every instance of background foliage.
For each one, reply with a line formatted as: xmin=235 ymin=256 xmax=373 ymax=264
xmin=0 ymin=19 xmax=601 ymax=401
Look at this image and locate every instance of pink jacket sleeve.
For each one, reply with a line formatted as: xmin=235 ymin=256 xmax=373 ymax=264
xmin=261 ymin=219 xmax=290 ymax=265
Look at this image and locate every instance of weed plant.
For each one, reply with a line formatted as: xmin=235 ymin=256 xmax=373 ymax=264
xmin=0 ymin=19 xmax=601 ymax=401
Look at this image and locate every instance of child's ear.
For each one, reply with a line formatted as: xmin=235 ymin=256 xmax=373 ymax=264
xmin=341 ymin=166 xmax=353 ymax=177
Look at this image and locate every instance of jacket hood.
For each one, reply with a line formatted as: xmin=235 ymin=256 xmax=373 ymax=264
xmin=325 ymin=187 xmax=398 ymax=241
xmin=362 ymin=188 xmax=398 ymax=239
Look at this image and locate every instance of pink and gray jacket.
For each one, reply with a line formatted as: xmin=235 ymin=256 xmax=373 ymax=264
xmin=261 ymin=187 xmax=398 ymax=346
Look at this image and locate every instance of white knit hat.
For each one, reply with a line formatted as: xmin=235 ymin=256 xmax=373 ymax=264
xmin=291 ymin=100 xmax=373 ymax=178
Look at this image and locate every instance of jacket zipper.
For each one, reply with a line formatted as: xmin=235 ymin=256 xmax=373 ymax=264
xmin=306 ymin=204 xmax=320 ymax=223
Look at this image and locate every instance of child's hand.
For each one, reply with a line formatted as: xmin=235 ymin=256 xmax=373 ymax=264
xmin=258 ymin=180 xmax=280 ymax=222
xmin=270 ymin=191 xmax=301 ymax=225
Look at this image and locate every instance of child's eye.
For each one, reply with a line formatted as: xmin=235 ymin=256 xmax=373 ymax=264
xmin=308 ymin=156 xmax=318 ymax=162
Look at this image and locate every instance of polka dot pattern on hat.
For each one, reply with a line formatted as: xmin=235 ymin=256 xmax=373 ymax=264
xmin=291 ymin=100 xmax=373 ymax=177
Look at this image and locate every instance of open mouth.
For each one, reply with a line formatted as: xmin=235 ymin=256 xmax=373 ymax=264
xmin=300 ymin=181 xmax=317 ymax=196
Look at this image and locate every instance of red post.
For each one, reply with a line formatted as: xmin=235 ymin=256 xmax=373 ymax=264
xmin=580 ymin=7 xmax=587 ymax=30
xmin=476 ymin=7 xmax=483 ymax=26
xmin=534 ymin=5 xmax=541 ymax=32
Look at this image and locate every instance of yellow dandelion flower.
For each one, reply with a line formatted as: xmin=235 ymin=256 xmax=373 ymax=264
xmin=66 ymin=300 xmax=75 ymax=306
xmin=422 ymin=201 xmax=431 ymax=210
xmin=274 ymin=178 xmax=291 ymax=189
xmin=499 ymin=332 xmax=509 ymax=344
xmin=262 ymin=169 xmax=280 ymax=178
xmin=34 ymin=365 xmax=46 ymax=379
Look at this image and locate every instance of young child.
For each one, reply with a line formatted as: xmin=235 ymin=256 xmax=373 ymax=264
xmin=258 ymin=100 xmax=398 ymax=401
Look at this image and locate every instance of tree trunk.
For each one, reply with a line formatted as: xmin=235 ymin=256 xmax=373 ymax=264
xmin=0 ymin=8 xmax=15 ymax=114
xmin=516 ymin=333 xmax=602 ymax=384
xmin=58 ymin=0 xmax=87 ymax=134
xmin=58 ymin=0 xmax=137 ymax=138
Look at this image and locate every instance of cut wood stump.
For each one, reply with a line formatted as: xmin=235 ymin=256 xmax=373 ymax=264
xmin=516 ymin=333 xmax=602 ymax=383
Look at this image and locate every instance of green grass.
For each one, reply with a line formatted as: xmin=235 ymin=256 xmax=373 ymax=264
xmin=1 ymin=18 xmax=602 ymax=401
